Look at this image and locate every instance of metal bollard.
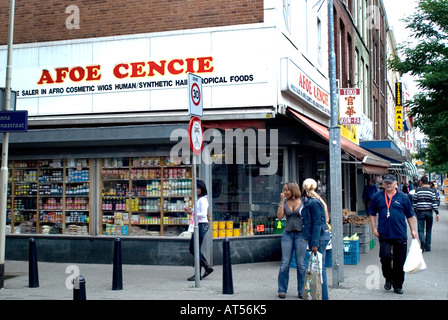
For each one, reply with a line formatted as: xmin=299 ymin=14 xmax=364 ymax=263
xmin=28 ymin=238 xmax=39 ymax=288
xmin=222 ymin=237 xmax=234 ymax=294
xmin=73 ymin=275 xmax=86 ymax=300
xmin=112 ymin=238 xmax=123 ymax=290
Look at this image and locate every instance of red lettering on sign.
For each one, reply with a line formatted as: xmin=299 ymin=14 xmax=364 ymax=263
xmin=38 ymin=57 xmax=214 ymax=84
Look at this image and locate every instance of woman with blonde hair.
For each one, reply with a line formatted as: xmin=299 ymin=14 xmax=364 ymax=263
xmin=301 ymin=178 xmax=331 ymax=300
xmin=277 ymin=181 xmax=307 ymax=299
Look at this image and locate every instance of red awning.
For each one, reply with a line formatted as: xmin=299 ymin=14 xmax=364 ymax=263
xmin=288 ymin=109 xmax=390 ymax=173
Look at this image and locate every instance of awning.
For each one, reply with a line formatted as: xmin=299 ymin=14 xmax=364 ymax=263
xmin=359 ymin=140 xmax=407 ymax=163
xmin=404 ymin=161 xmax=418 ymax=176
xmin=288 ymin=109 xmax=390 ymax=174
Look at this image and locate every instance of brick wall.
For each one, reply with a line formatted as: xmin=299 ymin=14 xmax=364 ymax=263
xmin=0 ymin=0 xmax=263 ymax=45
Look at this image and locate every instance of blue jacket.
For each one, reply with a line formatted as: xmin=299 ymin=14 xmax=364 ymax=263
xmin=302 ymin=197 xmax=330 ymax=248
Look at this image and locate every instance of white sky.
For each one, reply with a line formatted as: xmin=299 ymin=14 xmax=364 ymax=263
xmin=383 ymin=0 xmax=419 ymax=44
xmin=383 ymin=0 xmax=420 ymax=95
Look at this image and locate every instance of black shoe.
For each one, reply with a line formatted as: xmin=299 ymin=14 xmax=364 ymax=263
xmin=187 ymin=274 xmax=202 ymax=281
xmin=384 ymin=281 xmax=392 ymax=291
xmin=278 ymin=293 xmax=286 ymax=299
xmin=394 ymin=288 xmax=403 ymax=294
xmin=203 ymin=267 xmax=214 ymax=279
xmin=298 ymin=294 xmax=303 ymax=299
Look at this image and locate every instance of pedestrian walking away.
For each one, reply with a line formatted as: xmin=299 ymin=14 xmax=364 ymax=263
xmin=413 ymin=176 xmax=440 ymax=252
xmin=301 ymin=178 xmax=331 ymax=300
xmin=277 ymin=181 xmax=307 ymax=299
xmin=362 ymin=177 xmax=379 ymax=212
xmin=184 ymin=180 xmax=214 ymax=281
xmin=368 ymin=174 xmax=418 ymax=295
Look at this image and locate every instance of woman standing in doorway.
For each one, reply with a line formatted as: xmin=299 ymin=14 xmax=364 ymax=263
xmin=302 ymin=178 xmax=331 ymax=300
xmin=277 ymin=182 xmax=307 ymax=299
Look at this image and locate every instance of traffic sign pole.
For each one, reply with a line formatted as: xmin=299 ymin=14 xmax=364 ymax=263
xmin=188 ymin=116 xmax=204 ymax=288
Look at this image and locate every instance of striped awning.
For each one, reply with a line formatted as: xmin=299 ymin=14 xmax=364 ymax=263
xmin=404 ymin=162 xmax=418 ymax=176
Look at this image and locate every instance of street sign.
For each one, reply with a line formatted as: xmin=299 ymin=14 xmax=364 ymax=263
xmin=0 ymin=110 xmax=28 ymax=132
xmin=188 ymin=73 xmax=203 ymax=117
xmin=188 ymin=116 xmax=204 ymax=155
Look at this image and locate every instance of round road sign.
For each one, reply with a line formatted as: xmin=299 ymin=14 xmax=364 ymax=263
xmin=188 ymin=116 xmax=204 ymax=155
xmin=191 ymin=82 xmax=201 ymax=107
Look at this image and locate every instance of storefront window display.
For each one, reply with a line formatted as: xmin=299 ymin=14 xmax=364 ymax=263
xmin=211 ymin=151 xmax=284 ymax=236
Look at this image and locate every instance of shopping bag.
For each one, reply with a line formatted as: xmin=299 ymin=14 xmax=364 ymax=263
xmin=403 ymin=239 xmax=427 ymax=274
xmin=304 ymin=252 xmax=323 ymax=300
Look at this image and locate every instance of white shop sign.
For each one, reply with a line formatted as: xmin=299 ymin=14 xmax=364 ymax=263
xmin=0 ymin=29 xmax=273 ymax=116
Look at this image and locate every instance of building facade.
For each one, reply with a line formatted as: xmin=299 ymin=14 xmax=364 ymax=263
xmin=0 ymin=0 xmax=409 ymax=265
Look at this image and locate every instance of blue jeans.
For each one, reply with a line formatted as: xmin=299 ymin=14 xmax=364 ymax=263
xmin=278 ymin=231 xmax=307 ymax=295
xmin=189 ymin=223 xmax=209 ymax=265
xmin=416 ymin=211 xmax=434 ymax=251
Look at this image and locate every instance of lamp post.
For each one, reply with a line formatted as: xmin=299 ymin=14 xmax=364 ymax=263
xmin=0 ymin=0 xmax=15 ymax=289
xmin=327 ymin=0 xmax=344 ymax=287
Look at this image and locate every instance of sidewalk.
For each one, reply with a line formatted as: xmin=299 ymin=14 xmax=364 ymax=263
xmin=1 ymin=201 xmax=447 ymax=301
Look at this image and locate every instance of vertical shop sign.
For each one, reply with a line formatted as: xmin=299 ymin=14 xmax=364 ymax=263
xmin=395 ymin=82 xmax=403 ymax=131
xmin=339 ymin=88 xmax=361 ymax=125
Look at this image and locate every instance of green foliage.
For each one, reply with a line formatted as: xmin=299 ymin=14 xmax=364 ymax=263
xmin=389 ymin=0 xmax=448 ymax=167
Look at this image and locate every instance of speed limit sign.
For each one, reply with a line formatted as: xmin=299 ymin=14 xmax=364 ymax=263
xmin=188 ymin=73 xmax=203 ymax=117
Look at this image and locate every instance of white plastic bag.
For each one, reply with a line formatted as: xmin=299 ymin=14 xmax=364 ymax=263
xmin=304 ymin=252 xmax=323 ymax=300
xmin=403 ymin=239 xmax=427 ymax=274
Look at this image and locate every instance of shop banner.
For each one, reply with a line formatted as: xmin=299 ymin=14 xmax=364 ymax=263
xmin=0 ymin=29 xmax=274 ymax=116
xmin=339 ymin=88 xmax=361 ymax=125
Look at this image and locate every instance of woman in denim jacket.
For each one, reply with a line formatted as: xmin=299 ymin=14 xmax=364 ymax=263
xmin=301 ymin=178 xmax=331 ymax=300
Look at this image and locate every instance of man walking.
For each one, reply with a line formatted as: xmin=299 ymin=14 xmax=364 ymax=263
xmin=413 ymin=175 xmax=440 ymax=252
xmin=362 ymin=177 xmax=378 ymax=212
xmin=368 ymin=174 xmax=418 ymax=294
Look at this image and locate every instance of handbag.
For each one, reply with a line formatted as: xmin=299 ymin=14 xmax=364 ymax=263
xmin=304 ymin=251 xmax=323 ymax=300
xmin=403 ymin=238 xmax=427 ymax=274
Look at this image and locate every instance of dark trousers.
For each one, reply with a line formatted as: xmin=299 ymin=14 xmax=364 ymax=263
xmin=189 ymin=223 xmax=210 ymax=267
xmin=416 ymin=211 xmax=434 ymax=251
xmin=379 ymin=238 xmax=407 ymax=289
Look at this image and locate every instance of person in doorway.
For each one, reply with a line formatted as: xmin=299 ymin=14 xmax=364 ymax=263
xmin=277 ymin=182 xmax=307 ymax=299
xmin=184 ymin=180 xmax=213 ymax=281
xmin=413 ymin=176 xmax=439 ymax=252
xmin=368 ymin=174 xmax=417 ymax=294
xmin=362 ymin=177 xmax=379 ymax=212
xmin=301 ymin=178 xmax=331 ymax=300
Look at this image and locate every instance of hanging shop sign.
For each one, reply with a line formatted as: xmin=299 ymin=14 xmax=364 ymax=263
xmin=396 ymin=106 xmax=403 ymax=131
xmin=339 ymin=88 xmax=361 ymax=125
xmin=281 ymin=58 xmax=330 ymax=116
xmin=395 ymin=82 xmax=403 ymax=106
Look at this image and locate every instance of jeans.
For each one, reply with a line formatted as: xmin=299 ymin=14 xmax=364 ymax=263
xmin=379 ymin=238 xmax=407 ymax=289
xmin=189 ymin=223 xmax=209 ymax=266
xmin=278 ymin=231 xmax=307 ymax=295
xmin=416 ymin=211 xmax=434 ymax=251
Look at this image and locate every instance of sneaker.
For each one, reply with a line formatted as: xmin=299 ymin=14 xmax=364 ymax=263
xmin=384 ymin=281 xmax=392 ymax=291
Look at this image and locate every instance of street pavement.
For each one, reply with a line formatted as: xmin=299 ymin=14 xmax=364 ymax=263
xmin=1 ymin=199 xmax=447 ymax=302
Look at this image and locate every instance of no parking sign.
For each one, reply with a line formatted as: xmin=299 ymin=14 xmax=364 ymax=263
xmin=188 ymin=73 xmax=203 ymax=117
